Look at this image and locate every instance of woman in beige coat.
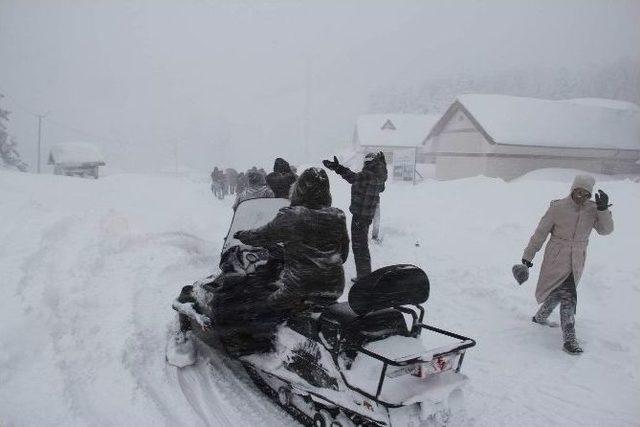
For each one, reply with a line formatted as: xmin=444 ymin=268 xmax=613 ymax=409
xmin=521 ymin=174 xmax=614 ymax=355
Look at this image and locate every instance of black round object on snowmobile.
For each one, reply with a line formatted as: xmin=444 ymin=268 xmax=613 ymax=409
xmin=348 ymin=264 xmax=429 ymax=315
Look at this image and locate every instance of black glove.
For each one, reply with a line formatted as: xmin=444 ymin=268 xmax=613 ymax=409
xmin=522 ymin=259 xmax=533 ymax=268
xmin=378 ymin=151 xmax=386 ymax=165
xmin=322 ymin=156 xmax=340 ymax=171
xmin=233 ymin=230 xmax=248 ymax=241
xmin=594 ymin=189 xmax=612 ymax=211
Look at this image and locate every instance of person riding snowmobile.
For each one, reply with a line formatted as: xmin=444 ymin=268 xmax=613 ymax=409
xmin=171 ymin=167 xmax=349 ymax=359
xmin=234 ymin=167 xmax=350 ymax=311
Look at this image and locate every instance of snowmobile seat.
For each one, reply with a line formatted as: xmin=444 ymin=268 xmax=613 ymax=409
xmin=348 ymin=264 xmax=429 ymax=315
xmin=318 ymin=302 xmax=409 ymax=352
xmin=287 ymin=311 xmax=321 ymax=338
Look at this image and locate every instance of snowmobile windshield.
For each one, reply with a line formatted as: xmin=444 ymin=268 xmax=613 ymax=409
xmin=223 ymin=197 xmax=289 ymax=253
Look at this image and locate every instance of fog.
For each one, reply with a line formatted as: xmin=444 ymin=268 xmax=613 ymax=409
xmin=1 ymin=0 xmax=639 ymax=173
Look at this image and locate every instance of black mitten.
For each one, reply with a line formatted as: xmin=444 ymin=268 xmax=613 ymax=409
xmin=322 ymin=156 xmax=340 ymax=170
xmin=595 ymin=189 xmax=612 ymax=211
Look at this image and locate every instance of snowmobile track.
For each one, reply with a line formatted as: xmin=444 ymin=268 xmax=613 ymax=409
xmin=244 ymin=364 xmax=315 ymax=427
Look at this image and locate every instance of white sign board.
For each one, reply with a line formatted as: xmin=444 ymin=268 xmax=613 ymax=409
xmin=392 ymin=148 xmax=416 ymax=183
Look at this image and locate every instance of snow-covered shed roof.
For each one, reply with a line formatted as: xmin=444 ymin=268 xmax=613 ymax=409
xmin=356 ymin=114 xmax=441 ymax=148
xmin=48 ymin=142 xmax=105 ymax=166
xmin=438 ymin=94 xmax=640 ymax=151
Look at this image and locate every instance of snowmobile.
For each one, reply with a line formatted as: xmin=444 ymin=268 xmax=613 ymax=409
xmin=167 ymin=197 xmax=476 ymax=426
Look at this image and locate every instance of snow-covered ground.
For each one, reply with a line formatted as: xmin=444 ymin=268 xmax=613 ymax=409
xmin=1 ymin=169 xmax=638 ymax=426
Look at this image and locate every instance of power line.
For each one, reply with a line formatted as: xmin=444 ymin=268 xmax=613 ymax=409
xmin=0 ymin=89 xmax=41 ymax=117
xmin=0 ymin=87 xmax=124 ymax=145
xmin=45 ymin=118 xmax=123 ymax=145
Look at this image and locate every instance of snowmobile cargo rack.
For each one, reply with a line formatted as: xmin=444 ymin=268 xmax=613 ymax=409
xmin=323 ymin=304 xmax=476 ymax=408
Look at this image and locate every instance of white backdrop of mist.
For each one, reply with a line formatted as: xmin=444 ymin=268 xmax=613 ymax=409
xmin=1 ymin=0 xmax=639 ymax=173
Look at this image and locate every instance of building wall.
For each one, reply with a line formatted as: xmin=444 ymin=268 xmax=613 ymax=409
xmin=359 ymin=145 xmax=421 ymax=166
xmin=433 ymin=107 xmax=640 ymax=180
xmin=486 ymin=145 xmax=640 ymax=180
xmin=433 ymin=109 xmax=489 ymax=179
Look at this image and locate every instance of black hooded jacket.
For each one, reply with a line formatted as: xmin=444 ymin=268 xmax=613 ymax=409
xmin=266 ymin=158 xmax=298 ymax=198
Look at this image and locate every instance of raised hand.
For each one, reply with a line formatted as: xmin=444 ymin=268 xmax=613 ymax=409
xmin=234 ymin=230 xmax=248 ymax=241
xmin=322 ymin=156 xmax=340 ymax=170
xmin=594 ymin=189 xmax=611 ymax=211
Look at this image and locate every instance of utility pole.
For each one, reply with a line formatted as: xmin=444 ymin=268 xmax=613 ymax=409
xmin=36 ymin=112 xmax=49 ymax=174
xmin=174 ymin=139 xmax=178 ymax=174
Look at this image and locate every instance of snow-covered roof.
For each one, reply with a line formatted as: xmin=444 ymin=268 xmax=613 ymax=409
xmin=356 ymin=114 xmax=440 ymax=148
xmin=48 ymin=142 xmax=105 ymax=166
xmin=455 ymin=94 xmax=640 ymax=151
xmin=566 ymin=98 xmax=640 ymax=111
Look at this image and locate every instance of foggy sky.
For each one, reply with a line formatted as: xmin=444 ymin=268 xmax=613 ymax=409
xmin=1 ymin=0 xmax=639 ymax=173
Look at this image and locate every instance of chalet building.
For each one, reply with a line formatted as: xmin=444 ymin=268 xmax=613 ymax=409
xmin=353 ymin=114 xmax=440 ymax=164
xmin=427 ymin=95 xmax=640 ymax=180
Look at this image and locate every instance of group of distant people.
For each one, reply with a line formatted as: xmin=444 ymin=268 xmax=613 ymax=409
xmin=210 ymin=159 xmax=299 ymax=206
xmin=210 ymin=167 xmax=254 ymax=200
xmin=235 ymin=159 xmax=298 ymax=209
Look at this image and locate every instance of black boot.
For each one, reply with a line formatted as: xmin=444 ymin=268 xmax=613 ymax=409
xmin=532 ymin=316 xmax=559 ymax=328
xmin=563 ymin=341 xmax=583 ymax=355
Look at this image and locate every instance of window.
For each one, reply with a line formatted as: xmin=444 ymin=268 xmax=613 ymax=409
xmin=381 ymin=119 xmax=396 ymax=131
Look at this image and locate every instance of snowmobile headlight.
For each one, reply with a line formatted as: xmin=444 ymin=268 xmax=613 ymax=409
xmin=245 ymin=253 xmax=258 ymax=263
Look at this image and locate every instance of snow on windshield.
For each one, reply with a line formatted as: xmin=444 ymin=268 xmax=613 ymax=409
xmin=223 ymin=198 xmax=289 ymax=253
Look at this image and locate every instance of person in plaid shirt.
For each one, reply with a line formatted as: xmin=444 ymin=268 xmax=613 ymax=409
xmin=323 ymin=152 xmax=388 ymax=279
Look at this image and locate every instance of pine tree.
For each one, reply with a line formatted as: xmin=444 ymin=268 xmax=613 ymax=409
xmin=0 ymin=94 xmax=28 ymax=172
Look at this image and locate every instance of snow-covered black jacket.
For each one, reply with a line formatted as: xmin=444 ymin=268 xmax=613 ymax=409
xmin=235 ymin=205 xmax=349 ymax=308
xmin=334 ymin=158 xmax=387 ymax=222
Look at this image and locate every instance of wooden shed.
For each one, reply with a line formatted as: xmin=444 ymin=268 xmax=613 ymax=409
xmin=48 ymin=142 xmax=105 ymax=179
xmin=427 ymin=95 xmax=640 ymax=180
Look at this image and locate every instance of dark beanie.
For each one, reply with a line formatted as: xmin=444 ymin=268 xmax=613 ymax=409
xmin=290 ymin=167 xmax=331 ymax=209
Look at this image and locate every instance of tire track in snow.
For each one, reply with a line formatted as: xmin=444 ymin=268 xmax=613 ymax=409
xmin=119 ymin=231 xmax=213 ymax=426
xmin=176 ymin=360 xmax=235 ymax=426
xmin=117 ymin=230 xmax=292 ymax=426
xmin=19 ymin=215 xmax=205 ymax=425
xmin=174 ymin=340 xmax=294 ymax=427
xmin=14 ymin=214 xmax=100 ymax=423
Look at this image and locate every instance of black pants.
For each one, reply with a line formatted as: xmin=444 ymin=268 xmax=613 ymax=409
xmin=351 ymin=216 xmax=372 ymax=278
